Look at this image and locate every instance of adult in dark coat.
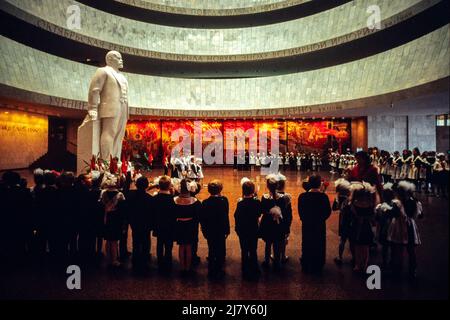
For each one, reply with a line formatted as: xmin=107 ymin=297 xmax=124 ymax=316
xmin=234 ymin=179 xmax=261 ymax=279
xmin=126 ymin=176 xmax=154 ymax=268
xmin=52 ymin=172 xmax=76 ymax=261
xmin=89 ymin=172 xmax=105 ymax=257
xmin=298 ymin=175 xmax=331 ymax=273
xmin=153 ymin=176 xmax=176 ymax=271
xmin=75 ymin=173 xmax=101 ymax=262
xmin=200 ymin=180 xmax=230 ymax=279
xmin=30 ymin=169 xmax=46 ymax=256
xmin=0 ymin=171 xmax=32 ymax=263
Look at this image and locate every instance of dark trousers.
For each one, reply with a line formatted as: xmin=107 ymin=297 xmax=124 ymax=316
xmin=120 ymin=224 xmax=130 ymax=259
xmin=238 ymin=236 xmax=258 ymax=274
xmin=264 ymin=239 xmax=282 ymax=268
xmin=406 ymin=243 xmax=417 ymax=275
xmin=156 ymin=237 xmax=173 ymax=269
xmin=381 ymin=174 xmax=391 ymax=184
xmin=207 ymin=236 xmax=226 ymax=275
xmin=78 ymin=231 xmax=96 ymax=260
xmin=131 ymin=230 xmax=150 ymax=266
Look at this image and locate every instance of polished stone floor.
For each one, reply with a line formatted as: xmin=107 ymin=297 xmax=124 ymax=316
xmin=1 ymin=167 xmax=448 ymax=300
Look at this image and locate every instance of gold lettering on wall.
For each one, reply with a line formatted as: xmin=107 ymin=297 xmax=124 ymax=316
xmin=0 ymin=109 xmax=48 ymax=170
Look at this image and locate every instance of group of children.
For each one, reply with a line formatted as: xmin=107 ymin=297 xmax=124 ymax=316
xmin=374 ymin=148 xmax=449 ymax=197
xmin=0 ymin=157 xmax=429 ymax=282
xmin=333 ymin=178 xmax=423 ymax=279
xmin=330 ymin=147 xmax=449 ymax=198
xmin=86 ymin=170 xmax=296 ymax=279
xmin=329 ymin=152 xmax=357 ymax=174
xmin=164 ymin=154 xmax=204 ymax=181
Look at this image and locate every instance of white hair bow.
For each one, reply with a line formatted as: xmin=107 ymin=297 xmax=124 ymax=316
xmin=187 ymin=180 xmax=198 ymax=193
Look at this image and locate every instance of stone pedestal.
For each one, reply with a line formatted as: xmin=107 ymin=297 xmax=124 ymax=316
xmin=77 ymin=117 xmax=100 ymax=174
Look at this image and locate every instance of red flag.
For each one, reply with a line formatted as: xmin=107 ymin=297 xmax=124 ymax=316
xmin=148 ymin=152 xmax=154 ymax=163
xmin=90 ymin=155 xmax=96 ymax=170
xmin=110 ymin=155 xmax=118 ymax=174
xmin=121 ymin=154 xmax=128 ymax=173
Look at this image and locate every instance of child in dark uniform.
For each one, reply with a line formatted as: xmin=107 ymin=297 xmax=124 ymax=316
xmin=275 ymin=174 xmax=292 ymax=264
xmin=259 ymin=175 xmax=290 ymax=271
xmin=174 ymin=179 xmax=202 ymax=275
xmin=349 ymin=182 xmax=376 ymax=273
xmin=234 ymin=179 xmax=261 ymax=279
xmin=333 ymin=178 xmax=352 ymax=266
xmin=190 ymin=181 xmax=202 ymax=266
xmin=153 ymin=176 xmax=176 ymax=272
xmin=127 ymin=176 xmax=154 ymax=269
xmin=200 ymin=180 xmax=230 ymax=279
xmin=375 ymin=183 xmax=399 ymax=269
xmin=99 ymin=174 xmax=126 ymax=268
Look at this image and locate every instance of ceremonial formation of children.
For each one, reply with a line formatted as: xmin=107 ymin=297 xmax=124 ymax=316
xmin=0 ymin=148 xmax=446 ymax=283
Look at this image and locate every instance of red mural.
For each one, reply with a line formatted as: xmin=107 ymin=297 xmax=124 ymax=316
xmin=123 ymin=121 xmax=161 ymax=167
xmin=287 ymin=120 xmax=350 ymax=153
xmin=223 ymin=120 xmax=286 ymax=153
xmin=161 ymin=120 xmax=223 ymax=158
xmin=123 ymin=120 xmax=348 ymax=166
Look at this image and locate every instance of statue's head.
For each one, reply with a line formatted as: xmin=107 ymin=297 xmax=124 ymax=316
xmin=105 ymin=51 xmax=123 ymax=70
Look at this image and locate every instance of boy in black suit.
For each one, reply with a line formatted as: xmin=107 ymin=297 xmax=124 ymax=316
xmin=234 ymin=179 xmax=261 ymax=280
xmin=200 ymin=180 xmax=230 ymax=279
xmin=153 ymin=175 xmax=176 ymax=272
xmin=127 ymin=176 xmax=154 ymax=269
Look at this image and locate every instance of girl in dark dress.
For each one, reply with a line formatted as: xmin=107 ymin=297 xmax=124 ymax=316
xmin=394 ymin=181 xmax=422 ymax=279
xmin=259 ymin=175 xmax=290 ymax=271
xmin=99 ymin=175 xmax=126 ymax=268
xmin=348 ymin=182 xmax=376 ymax=273
xmin=375 ymin=183 xmax=399 ymax=269
xmin=298 ymin=175 xmax=331 ymax=273
xmin=275 ymin=174 xmax=292 ymax=263
xmin=332 ymin=178 xmax=352 ymax=266
xmin=174 ymin=179 xmax=202 ymax=274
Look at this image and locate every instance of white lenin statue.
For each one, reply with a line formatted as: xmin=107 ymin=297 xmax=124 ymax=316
xmin=77 ymin=51 xmax=129 ymax=173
